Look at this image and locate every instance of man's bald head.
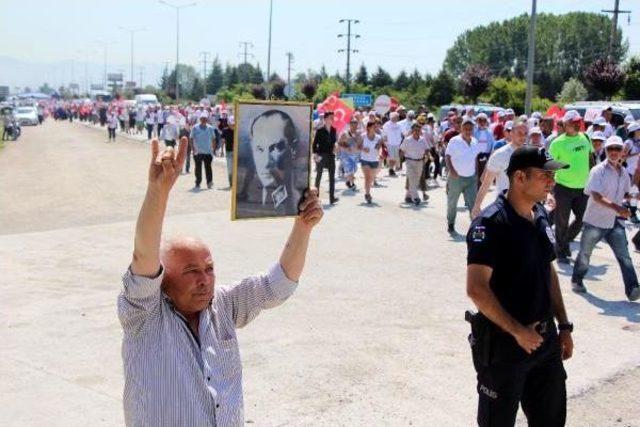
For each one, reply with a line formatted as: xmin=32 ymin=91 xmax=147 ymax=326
xmin=160 ymin=236 xmax=215 ymax=316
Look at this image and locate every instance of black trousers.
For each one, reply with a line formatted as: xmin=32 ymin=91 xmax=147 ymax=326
xmin=194 ymin=154 xmax=213 ymax=186
xmin=314 ymin=153 xmax=336 ymax=201
xmin=472 ymin=322 xmax=567 ymax=427
xmin=146 ymin=124 xmax=154 ymax=140
xmin=553 ymin=183 xmax=588 ymax=255
xmin=107 ymin=128 xmax=116 ymax=140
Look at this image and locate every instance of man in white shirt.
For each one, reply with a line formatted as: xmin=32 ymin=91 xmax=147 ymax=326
xmin=471 ymin=120 xmax=528 ymax=219
xmin=445 ymin=117 xmax=480 ymax=234
xmin=400 ymin=122 xmax=429 ymax=205
xmin=571 ymin=136 xmax=639 ymax=301
xmin=382 ymin=112 xmax=404 ymax=176
xmin=398 ymin=110 xmax=416 ymax=136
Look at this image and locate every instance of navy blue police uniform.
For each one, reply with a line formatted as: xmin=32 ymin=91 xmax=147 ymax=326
xmin=466 ymin=194 xmax=567 ymax=427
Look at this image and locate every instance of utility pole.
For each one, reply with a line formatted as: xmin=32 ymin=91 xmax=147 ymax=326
xmin=200 ymin=51 xmax=211 ymax=97
xmin=524 ymin=0 xmax=537 ymax=116
xmin=159 ymin=1 xmax=196 ymax=101
xmin=238 ymin=41 xmax=254 ymax=64
xmin=338 ymin=19 xmax=360 ymax=93
xmin=119 ymin=26 xmax=145 ymax=87
xmin=285 ymin=52 xmax=294 ymax=96
xmin=138 ymin=66 xmax=145 ymax=89
xmin=602 ymin=0 xmax=631 ymax=58
xmin=96 ymin=40 xmax=114 ymax=90
xmin=266 ymin=0 xmax=273 ymax=92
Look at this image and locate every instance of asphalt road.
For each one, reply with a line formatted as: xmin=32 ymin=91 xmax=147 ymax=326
xmin=1 ymin=120 xmax=639 ymax=426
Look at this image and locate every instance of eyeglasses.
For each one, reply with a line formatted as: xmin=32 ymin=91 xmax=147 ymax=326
xmin=606 ymin=146 xmax=623 ymax=152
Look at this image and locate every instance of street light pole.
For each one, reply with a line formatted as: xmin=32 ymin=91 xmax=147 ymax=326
xmin=119 ymin=27 xmax=145 ymax=88
xmin=524 ymin=0 xmax=537 ymax=116
xmin=159 ymin=0 xmax=196 ymax=101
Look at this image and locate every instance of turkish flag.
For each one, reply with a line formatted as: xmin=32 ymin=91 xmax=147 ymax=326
xmin=318 ymin=92 xmax=353 ymax=133
xmin=545 ymin=104 xmax=565 ymax=132
xmin=390 ymin=97 xmax=399 ymax=112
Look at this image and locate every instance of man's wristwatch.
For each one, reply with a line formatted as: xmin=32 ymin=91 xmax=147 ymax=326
xmin=558 ymin=322 xmax=574 ymax=333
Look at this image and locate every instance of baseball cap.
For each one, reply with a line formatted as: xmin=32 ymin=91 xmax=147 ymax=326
xmin=427 ymin=112 xmax=435 ymax=119
xmin=624 ymin=115 xmax=635 ymax=124
xmin=593 ymin=117 xmax=607 ymax=126
xmin=562 ymin=110 xmax=582 ymax=123
xmin=498 ymin=111 xmax=506 ymax=118
xmin=506 ymin=146 xmax=568 ymax=176
xmin=528 ymin=126 xmax=542 ymax=136
xmin=349 ymin=117 xmax=358 ymax=124
xmin=505 ymin=108 xmax=515 ymax=115
xmin=462 ymin=116 xmax=475 ymax=126
xmin=590 ymin=131 xmax=606 ymax=141
xmin=504 ymin=120 xmax=514 ymax=131
xmin=604 ymin=135 xmax=624 ymax=148
xmin=627 ymin=122 xmax=640 ymax=133
xmin=199 ymin=112 xmax=209 ymax=119
xmin=476 ymin=112 xmax=488 ymax=121
xmin=531 ymin=112 xmax=542 ymax=119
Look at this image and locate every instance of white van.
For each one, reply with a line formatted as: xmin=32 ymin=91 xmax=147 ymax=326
xmin=135 ymin=94 xmax=159 ymax=108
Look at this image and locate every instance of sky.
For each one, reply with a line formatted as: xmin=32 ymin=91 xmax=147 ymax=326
xmin=1 ymin=0 xmax=639 ymax=91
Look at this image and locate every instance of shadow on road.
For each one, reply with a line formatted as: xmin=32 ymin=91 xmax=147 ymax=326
xmin=578 ymin=293 xmax=640 ymax=323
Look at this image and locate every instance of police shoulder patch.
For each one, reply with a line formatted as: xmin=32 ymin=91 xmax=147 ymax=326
xmin=471 ymin=225 xmax=487 ymax=242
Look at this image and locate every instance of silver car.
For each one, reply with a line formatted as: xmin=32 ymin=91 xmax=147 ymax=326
xmin=15 ymin=106 xmax=39 ymax=126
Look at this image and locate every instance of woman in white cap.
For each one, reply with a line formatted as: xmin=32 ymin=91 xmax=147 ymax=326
xmin=360 ymin=121 xmax=382 ymax=204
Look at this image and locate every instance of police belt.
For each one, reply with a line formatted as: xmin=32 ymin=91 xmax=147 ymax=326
xmin=404 ymin=157 xmax=425 ymax=161
xmin=465 ymin=311 xmax=554 ymax=336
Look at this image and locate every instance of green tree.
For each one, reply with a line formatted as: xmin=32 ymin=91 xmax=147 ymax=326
xmin=314 ymin=77 xmax=345 ymax=103
xmin=206 ymin=57 xmax=224 ymax=94
xmin=355 ymin=64 xmax=368 ymax=86
xmin=165 ymin=64 xmax=199 ymax=100
xmin=224 ymin=65 xmax=239 ymax=87
xmin=38 ymin=83 xmax=54 ymax=95
xmin=301 ymin=80 xmax=317 ymax=100
xmin=394 ymin=70 xmax=410 ymax=91
xmin=370 ymin=66 xmax=393 ymax=89
xmin=427 ymin=70 xmax=456 ymax=106
xmin=624 ymin=56 xmax=640 ymax=100
xmin=443 ymin=12 xmax=628 ymax=99
xmin=484 ymin=77 xmax=527 ymax=114
xmin=556 ymin=78 xmax=588 ymax=104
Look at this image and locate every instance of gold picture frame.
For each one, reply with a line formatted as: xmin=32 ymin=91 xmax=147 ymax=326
xmin=231 ymin=99 xmax=313 ymax=221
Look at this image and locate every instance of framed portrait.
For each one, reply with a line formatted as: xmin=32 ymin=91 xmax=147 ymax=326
xmin=231 ymin=100 xmax=313 ymax=220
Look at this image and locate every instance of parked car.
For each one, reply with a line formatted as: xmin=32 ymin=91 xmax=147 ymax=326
xmin=135 ymin=94 xmax=159 ymax=108
xmin=14 ymin=106 xmax=39 ymax=126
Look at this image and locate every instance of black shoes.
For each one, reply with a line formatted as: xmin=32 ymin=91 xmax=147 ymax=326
xmin=365 ymin=194 xmax=372 ymax=204
xmin=413 ymin=198 xmax=421 ymax=206
xmin=330 ymin=197 xmax=340 ymax=205
xmin=447 ymin=223 xmax=456 ymax=234
xmin=405 ymin=196 xmax=412 ymax=204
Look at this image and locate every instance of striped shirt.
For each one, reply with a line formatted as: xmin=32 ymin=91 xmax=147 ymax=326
xmin=118 ymin=262 xmax=298 ymax=426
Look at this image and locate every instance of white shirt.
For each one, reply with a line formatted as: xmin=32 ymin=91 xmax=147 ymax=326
xmin=583 ymin=161 xmax=631 ymax=229
xmin=624 ymin=138 xmax=640 ymax=175
xmin=486 ymin=143 xmax=516 ymax=195
xmin=400 ymin=135 xmax=428 ymax=160
xmin=145 ymin=112 xmax=156 ymax=125
xmin=398 ymin=118 xmax=413 ymax=136
xmin=445 ymin=135 xmax=480 ymax=177
xmin=361 ymin=133 xmax=381 ymax=162
xmin=382 ymin=121 xmax=404 ymax=147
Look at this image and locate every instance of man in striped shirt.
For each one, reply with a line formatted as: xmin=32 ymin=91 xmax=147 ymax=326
xmin=118 ymin=137 xmax=323 ymax=426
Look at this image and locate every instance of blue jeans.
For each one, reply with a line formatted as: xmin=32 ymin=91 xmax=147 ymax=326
xmin=572 ymin=222 xmax=639 ymax=297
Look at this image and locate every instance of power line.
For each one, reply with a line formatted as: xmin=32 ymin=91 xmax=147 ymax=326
xmin=338 ymin=18 xmax=360 ymax=92
xmin=238 ymin=41 xmax=254 ymax=64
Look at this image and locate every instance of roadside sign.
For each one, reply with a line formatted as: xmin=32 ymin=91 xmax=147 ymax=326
xmin=341 ymin=93 xmax=372 ymax=108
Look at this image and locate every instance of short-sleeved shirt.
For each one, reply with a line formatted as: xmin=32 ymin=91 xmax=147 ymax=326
xmin=445 ymin=135 xmax=480 ymax=177
xmin=486 ymin=143 xmax=516 ymax=195
xmin=467 ymin=195 xmax=556 ymax=325
xmin=382 ymin=121 xmax=403 ymax=147
xmin=549 ymin=133 xmax=593 ymax=189
xmin=190 ymin=124 xmax=216 ymax=155
xmin=474 ymin=127 xmax=495 ymax=154
xmin=583 ymin=161 xmax=631 ymax=229
xmin=400 ymin=135 xmax=428 ymax=160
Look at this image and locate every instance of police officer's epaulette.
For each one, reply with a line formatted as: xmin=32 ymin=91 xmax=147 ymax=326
xmin=477 ymin=200 xmax=504 ymax=220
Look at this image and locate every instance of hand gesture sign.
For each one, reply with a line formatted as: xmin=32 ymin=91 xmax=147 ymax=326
xmin=148 ymin=137 xmax=188 ymax=194
xmin=296 ymin=188 xmax=324 ymax=228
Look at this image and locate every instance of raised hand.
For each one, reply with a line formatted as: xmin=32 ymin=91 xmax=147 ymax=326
xmin=148 ymin=137 xmax=188 ymax=193
xmin=297 ymin=188 xmax=323 ymax=228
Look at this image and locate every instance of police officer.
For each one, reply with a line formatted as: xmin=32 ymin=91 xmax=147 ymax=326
xmin=466 ymin=146 xmax=575 ymax=426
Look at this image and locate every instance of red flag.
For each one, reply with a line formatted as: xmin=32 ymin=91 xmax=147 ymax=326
xmin=318 ymin=92 xmax=353 ymax=133
xmin=545 ymin=104 xmax=565 ymax=133
xmin=390 ymin=97 xmax=399 ymax=112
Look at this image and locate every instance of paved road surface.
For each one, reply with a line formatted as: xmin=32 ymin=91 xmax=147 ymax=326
xmin=1 ymin=120 xmax=639 ymax=426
